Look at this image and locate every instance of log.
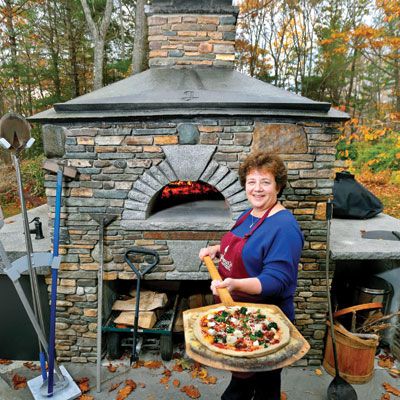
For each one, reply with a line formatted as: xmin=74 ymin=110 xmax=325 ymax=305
xmin=113 ymin=311 xmax=157 ymax=329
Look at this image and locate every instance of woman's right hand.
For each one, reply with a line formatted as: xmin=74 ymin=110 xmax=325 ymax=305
xmin=198 ymin=245 xmax=220 ymax=260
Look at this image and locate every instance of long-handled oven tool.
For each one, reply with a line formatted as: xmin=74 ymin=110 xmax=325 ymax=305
xmin=325 ymin=199 xmax=357 ymax=400
xmin=0 ymin=206 xmax=80 ymax=399
xmin=0 ymin=112 xmax=47 ymax=377
xmin=183 ymin=256 xmax=310 ymax=372
xmin=43 ymin=161 xmax=77 ymax=397
xmin=89 ymin=213 xmax=117 ymax=393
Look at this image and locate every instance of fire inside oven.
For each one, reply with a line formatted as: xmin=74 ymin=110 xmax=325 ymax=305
xmin=151 ymin=180 xmax=223 ymax=213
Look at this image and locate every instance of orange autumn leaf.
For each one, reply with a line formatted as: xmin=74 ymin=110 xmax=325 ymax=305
xmin=181 ymin=385 xmax=201 ymax=399
xmin=380 ymin=394 xmax=390 ymax=400
xmin=173 ymin=379 xmax=180 ymax=388
xmin=109 ymin=382 xmax=121 ymax=392
xmin=78 ymin=395 xmax=94 ymax=400
xmin=12 ymin=374 xmax=27 ymax=390
xmin=281 ymin=392 xmax=288 ymax=400
xmin=108 ymin=363 xmax=118 ymax=373
xmin=160 ymin=376 xmax=170 ymax=385
xmin=0 ymin=359 xmax=13 ymax=365
xmin=172 ymin=362 xmax=184 ymax=372
xmin=379 ymin=358 xmax=394 ymax=369
xmin=132 ymin=360 xmax=144 ymax=369
xmin=201 ymin=375 xmax=217 ymax=384
xmin=116 ymin=385 xmax=134 ymax=400
xmin=163 ymin=368 xmax=172 ymax=377
xmin=75 ymin=377 xmax=90 ymax=393
xmin=144 ymin=360 xmax=163 ymax=369
xmin=383 ymin=382 xmax=400 ymax=396
xmin=126 ymin=379 xmax=137 ymax=389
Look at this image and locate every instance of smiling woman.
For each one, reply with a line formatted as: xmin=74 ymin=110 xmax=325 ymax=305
xmin=199 ymin=151 xmax=304 ymax=400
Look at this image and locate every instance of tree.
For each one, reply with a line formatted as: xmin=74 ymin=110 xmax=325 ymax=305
xmin=80 ymin=0 xmax=113 ymax=89
xmin=131 ymin=0 xmax=148 ymax=74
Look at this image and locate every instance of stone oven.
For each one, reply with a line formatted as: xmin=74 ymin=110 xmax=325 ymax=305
xmin=29 ymin=0 xmax=348 ymax=364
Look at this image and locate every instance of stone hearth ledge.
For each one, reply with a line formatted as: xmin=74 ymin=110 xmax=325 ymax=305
xmin=330 ymin=213 xmax=400 ymax=260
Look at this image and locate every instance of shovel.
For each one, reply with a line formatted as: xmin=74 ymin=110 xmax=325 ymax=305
xmin=325 ymin=199 xmax=357 ymax=400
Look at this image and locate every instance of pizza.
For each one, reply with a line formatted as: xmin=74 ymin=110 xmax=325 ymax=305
xmin=193 ymin=306 xmax=290 ymax=358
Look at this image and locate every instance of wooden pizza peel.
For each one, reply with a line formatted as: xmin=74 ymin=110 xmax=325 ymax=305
xmin=183 ymin=256 xmax=310 ymax=372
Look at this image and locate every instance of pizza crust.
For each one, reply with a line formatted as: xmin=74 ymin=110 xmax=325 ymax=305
xmin=193 ymin=306 xmax=291 ymax=358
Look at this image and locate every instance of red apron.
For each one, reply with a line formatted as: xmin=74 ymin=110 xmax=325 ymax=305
xmin=218 ymin=203 xmax=277 ymax=303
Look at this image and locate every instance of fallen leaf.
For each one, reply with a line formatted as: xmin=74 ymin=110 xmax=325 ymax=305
xmin=23 ymin=361 xmax=41 ymax=371
xmin=139 ymin=382 xmax=146 ymax=388
xmin=315 ymin=369 xmax=323 ymax=376
xmin=389 ymin=368 xmax=400 ymax=378
xmin=78 ymin=395 xmax=94 ymax=400
xmin=380 ymin=394 xmax=390 ymax=400
xmin=172 ymin=362 xmax=183 ymax=372
xmin=160 ymin=376 xmax=170 ymax=385
xmin=132 ymin=360 xmax=144 ymax=369
xmin=144 ymin=360 xmax=163 ymax=369
xmin=0 ymin=359 xmax=13 ymax=365
xmin=126 ymin=379 xmax=137 ymax=389
xmin=163 ymin=368 xmax=172 ymax=377
xmin=172 ymin=352 xmax=183 ymax=359
xmin=116 ymin=385 xmax=134 ymax=400
xmin=173 ymin=358 xmax=192 ymax=371
xmin=75 ymin=377 xmax=90 ymax=393
xmin=173 ymin=379 xmax=180 ymax=388
xmin=383 ymin=382 xmax=400 ymax=396
xmin=379 ymin=359 xmax=394 ymax=369
xmin=201 ymin=375 xmax=217 ymax=384
xmin=181 ymin=385 xmax=201 ymax=399
xmin=281 ymin=392 xmax=287 ymax=400
xmin=108 ymin=363 xmax=118 ymax=373
xmin=109 ymin=382 xmax=121 ymax=392
xmin=12 ymin=374 xmax=27 ymax=390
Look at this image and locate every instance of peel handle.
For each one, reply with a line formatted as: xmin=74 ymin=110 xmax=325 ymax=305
xmin=203 ymin=256 xmax=235 ymax=306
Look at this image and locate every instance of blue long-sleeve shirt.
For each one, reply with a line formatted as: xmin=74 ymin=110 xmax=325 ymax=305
xmin=231 ymin=209 xmax=304 ymax=321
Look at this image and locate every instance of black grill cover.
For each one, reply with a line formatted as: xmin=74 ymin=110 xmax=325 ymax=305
xmin=333 ymin=171 xmax=383 ymax=219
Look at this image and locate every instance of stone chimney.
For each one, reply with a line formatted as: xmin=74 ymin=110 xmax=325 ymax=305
xmin=146 ymin=0 xmax=238 ymax=68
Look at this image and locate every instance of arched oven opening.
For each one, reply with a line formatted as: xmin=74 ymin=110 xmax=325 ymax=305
xmin=148 ymin=180 xmax=230 ymax=221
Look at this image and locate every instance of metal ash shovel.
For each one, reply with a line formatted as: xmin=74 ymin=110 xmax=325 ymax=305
xmin=325 ymin=199 xmax=357 ymax=400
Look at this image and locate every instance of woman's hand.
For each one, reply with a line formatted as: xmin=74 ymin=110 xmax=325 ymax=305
xmin=210 ymin=278 xmax=237 ymax=295
xmin=199 ymin=245 xmax=220 ymax=260
xmin=211 ymin=277 xmax=262 ymax=296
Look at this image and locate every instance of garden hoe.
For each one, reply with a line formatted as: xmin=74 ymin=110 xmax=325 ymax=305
xmin=325 ymin=199 xmax=357 ymax=400
xmin=0 ymin=113 xmax=80 ymax=399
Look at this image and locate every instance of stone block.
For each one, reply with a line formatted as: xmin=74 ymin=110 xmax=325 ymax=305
xmin=252 ymin=122 xmax=307 ymax=154
xmin=41 ymin=125 xmax=67 ymax=158
xmin=177 ymin=123 xmax=199 ymax=144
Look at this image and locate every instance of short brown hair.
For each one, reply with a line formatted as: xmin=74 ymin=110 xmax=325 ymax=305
xmin=239 ymin=152 xmax=287 ymax=196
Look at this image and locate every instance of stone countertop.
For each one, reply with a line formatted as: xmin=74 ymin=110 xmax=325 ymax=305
xmin=330 ymin=213 xmax=400 ymax=260
xmin=0 ymin=205 xmax=51 ymax=274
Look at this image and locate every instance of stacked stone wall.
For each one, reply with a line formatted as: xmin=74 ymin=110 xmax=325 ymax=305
xmin=147 ymin=14 xmax=237 ymax=68
xmin=43 ymin=117 xmax=339 ymax=363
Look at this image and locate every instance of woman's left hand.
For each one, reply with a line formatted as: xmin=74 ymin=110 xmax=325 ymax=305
xmin=210 ymin=278 xmax=237 ymax=295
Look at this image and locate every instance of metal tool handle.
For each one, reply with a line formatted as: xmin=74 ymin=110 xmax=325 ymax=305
xmin=203 ymin=256 xmax=235 ymax=306
xmin=125 ymin=247 xmax=160 ymax=278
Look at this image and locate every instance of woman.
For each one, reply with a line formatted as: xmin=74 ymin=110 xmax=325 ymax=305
xmin=199 ymin=152 xmax=304 ymax=400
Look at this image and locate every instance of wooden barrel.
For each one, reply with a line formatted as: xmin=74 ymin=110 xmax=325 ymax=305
xmin=323 ymin=322 xmax=379 ymax=384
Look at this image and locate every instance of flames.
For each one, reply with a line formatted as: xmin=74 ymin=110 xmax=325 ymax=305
xmin=160 ymin=181 xmax=219 ymax=199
